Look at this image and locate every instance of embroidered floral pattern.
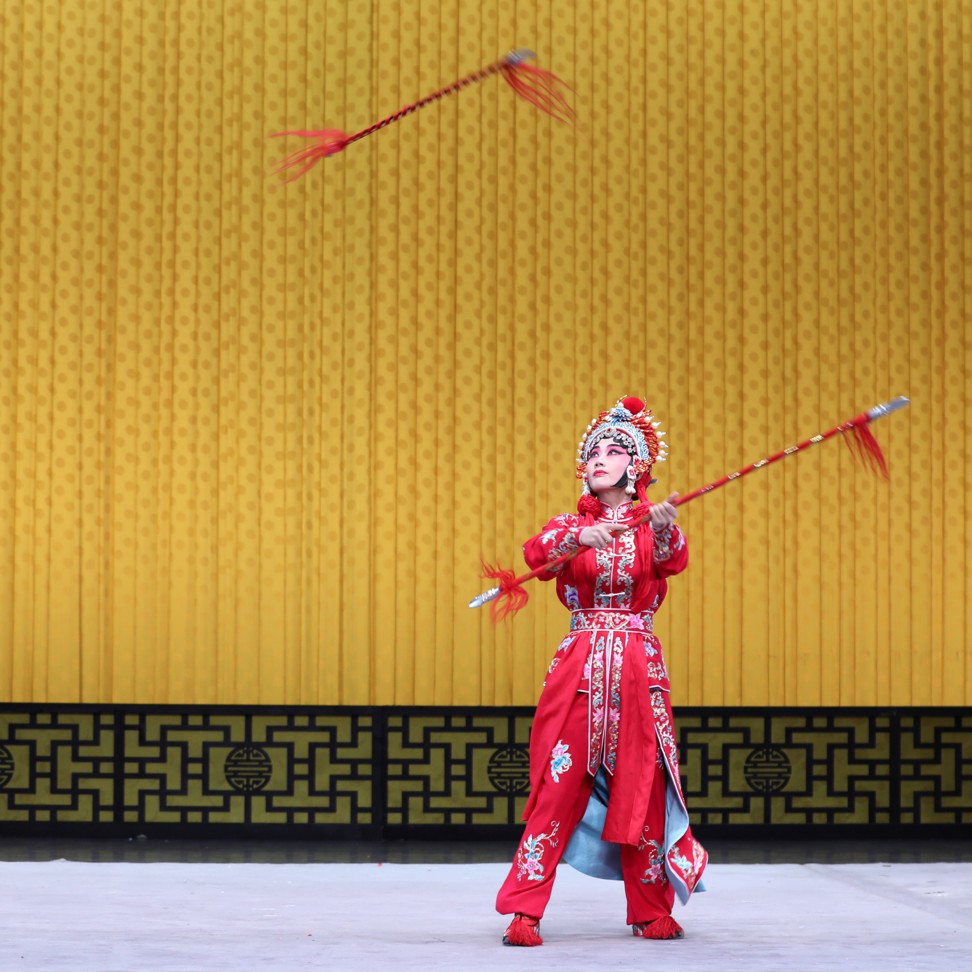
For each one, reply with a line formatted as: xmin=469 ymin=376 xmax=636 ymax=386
xmin=646 ymin=636 xmax=669 ymax=688
xmin=614 ymin=531 xmax=636 ymax=607
xmin=652 ymin=524 xmax=673 ymax=561
xmin=547 ymin=528 xmax=581 ymax=562
xmin=692 ymin=837 xmax=708 ymax=879
xmin=638 ymin=839 xmax=667 ymax=885
xmin=564 ymin=585 xmax=581 ymax=610
xmin=587 ymin=635 xmax=608 ymax=773
xmin=669 ymin=845 xmax=695 ymax=882
xmin=651 ymin=688 xmax=680 ymax=777
xmin=604 ymin=635 xmax=625 ymax=772
xmin=515 ymin=821 xmax=561 ymax=882
xmin=550 ymin=740 xmax=573 ymax=782
xmin=593 ymin=531 xmax=636 ymax=609
xmin=666 ymin=834 xmax=706 ymax=895
xmin=646 ymin=660 xmax=669 ymax=686
xmin=571 ymin=610 xmax=652 ymax=632
xmin=652 ymin=524 xmax=685 ymax=563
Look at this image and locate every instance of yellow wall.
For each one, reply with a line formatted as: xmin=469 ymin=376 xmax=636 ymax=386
xmin=0 ymin=0 xmax=969 ymax=707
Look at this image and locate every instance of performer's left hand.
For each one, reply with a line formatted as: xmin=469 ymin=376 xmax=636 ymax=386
xmin=648 ymin=492 xmax=679 ymax=531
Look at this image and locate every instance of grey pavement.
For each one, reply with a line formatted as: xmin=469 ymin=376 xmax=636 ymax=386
xmin=1 ymin=858 xmax=971 ymax=970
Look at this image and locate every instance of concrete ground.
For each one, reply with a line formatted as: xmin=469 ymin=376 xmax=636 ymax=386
xmin=0 ymin=842 xmax=971 ymax=971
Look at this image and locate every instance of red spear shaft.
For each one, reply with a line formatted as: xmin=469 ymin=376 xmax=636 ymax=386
xmin=469 ymin=396 xmax=910 ymax=620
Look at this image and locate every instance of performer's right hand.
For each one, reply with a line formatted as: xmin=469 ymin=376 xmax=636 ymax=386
xmin=579 ymin=524 xmax=625 ymax=549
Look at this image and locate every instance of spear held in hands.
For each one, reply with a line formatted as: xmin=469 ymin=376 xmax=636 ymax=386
xmin=469 ymin=396 xmax=910 ymax=621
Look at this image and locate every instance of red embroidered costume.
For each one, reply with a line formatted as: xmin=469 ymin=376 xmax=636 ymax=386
xmin=496 ymin=397 xmax=707 ymax=945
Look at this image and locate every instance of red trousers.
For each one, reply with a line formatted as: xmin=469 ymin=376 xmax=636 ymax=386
xmin=495 ymin=691 xmax=675 ymax=925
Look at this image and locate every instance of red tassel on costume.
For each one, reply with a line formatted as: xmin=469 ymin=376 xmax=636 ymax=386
xmin=845 ymin=416 xmax=890 ymax=480
xmin=481 ymin=561 xmax=530 ymax=623
xmin=632 ymin=915 xmax=684 ymax=940
xmin=577 ymin=493 xmax=602 ymax=517
xmin=502 ymin=913 xmax=543 ymax=946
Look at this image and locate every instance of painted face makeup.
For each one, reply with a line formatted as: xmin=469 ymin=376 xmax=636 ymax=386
xmin=585 ymin=437 xmax=633 ymax=494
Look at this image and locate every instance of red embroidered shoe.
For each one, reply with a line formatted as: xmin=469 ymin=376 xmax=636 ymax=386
xmin=632 ymin=915 xmax=684 ymax=939
xmin=502 ymin=913 xmax=543 ymax=946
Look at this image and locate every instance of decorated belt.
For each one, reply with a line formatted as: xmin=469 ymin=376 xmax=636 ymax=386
xmin=569 ymin=609 xmax=654 ymax=633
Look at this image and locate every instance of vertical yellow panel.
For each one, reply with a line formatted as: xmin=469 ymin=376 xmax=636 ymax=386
xmin=905 ymin=0 xmax=932 ymax=707
xmin=852 ymin=1 xmax=880 ymax=706
xmin=789 ymin=0 xmax=821 ymax=705
xmin=762 ymin=0 xmax=786 ymax=707
xmin=738 ymin=0 xmax=772 ymax=707
xmin=3 ymin=0 xmax=33 ymax=699
xmin=870 ymin=0 xmax=893 ymax=705
xmin=108 ymin=0 xmax=150 ymax=702
xmin=659 ymin=0 xmax=695 ymax=698
xmin=777 ymin=0 xmax=800 ymax=707
xmin=34 ymin=0 xmax=67 ymax=698
xmin=0 ymin=0 xmax=20 ymax=694
xmin=923 ymin=0 xmax=946 ymax=707
xmin=884 ymin=0 xmax=913 ymax=706
xmin=947 ymin=0 xmax=972 ymax=706
xmin=369 ymin=0 xmax=399 ymax=706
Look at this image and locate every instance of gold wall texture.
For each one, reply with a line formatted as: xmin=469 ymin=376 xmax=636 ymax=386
xmin=0 ymin=0 xmax=969 ymax=707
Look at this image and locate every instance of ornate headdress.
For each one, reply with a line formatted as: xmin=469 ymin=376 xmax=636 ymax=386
xmin=575 ymin=395 xmax=666 ymax=512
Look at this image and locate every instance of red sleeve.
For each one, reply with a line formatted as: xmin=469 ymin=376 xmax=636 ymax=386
xmin=522 ymin=514 xmax=584 ymax=580
xmin=651 ymin=523 xmax=688 ymax=578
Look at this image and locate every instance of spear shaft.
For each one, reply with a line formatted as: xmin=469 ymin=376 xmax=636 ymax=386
xmin=469 ymin=396 xmax=910 ymax=616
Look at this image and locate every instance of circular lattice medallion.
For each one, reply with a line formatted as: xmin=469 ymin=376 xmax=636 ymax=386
xmin=487 ymin=746 xmax=530 ymax=794
xmin=743 ymin=746 xmax=792 ymax=794
xmin=224 ymin=745 xmax=273 ymax=793
xmin=0 ymin=746 xmax=13 ymax=789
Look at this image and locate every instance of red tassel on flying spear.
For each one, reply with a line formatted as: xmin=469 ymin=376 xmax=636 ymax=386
xmin=470 ymin=396 xmax=911 ymax=622
xmin=269 ymin=48 xmax=573 ymax=181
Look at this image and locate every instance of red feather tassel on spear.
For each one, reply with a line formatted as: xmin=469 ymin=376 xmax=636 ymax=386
xmin=469 ymin=396 xmax=910 ymax=623
xmin=269 ymin=49 xmax=573 ymax=182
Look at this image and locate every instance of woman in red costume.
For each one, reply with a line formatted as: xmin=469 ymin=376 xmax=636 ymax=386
xmin=496 ymin=396 xmax=707 ymax=946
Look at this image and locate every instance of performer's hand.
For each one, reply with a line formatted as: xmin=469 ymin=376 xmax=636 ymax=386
xmin=649 ymin=493 xmax=679 ymax=532
xmin=579 ymin=524 xmax=627 ymax=549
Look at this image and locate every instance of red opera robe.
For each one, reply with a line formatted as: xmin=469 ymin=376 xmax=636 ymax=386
xmin=519 ymin=501 xmax=707 ymax=903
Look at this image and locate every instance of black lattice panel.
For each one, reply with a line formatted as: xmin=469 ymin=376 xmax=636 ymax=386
xmin=2 ymin=706 xmax=970 ymax=833
xmin=898 ymin=713 xmax=972 ymax=825
xmin=123 ymin=712 xmax=374 ymax=826
xmin=386 ymin=712 xmax=532 ymax=825
xmin=677 ymin=712 xmax=894 ymax=825
xmin=0 ymin=711 xmax=116 ymax=824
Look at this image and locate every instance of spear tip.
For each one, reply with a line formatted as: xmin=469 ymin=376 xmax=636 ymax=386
xmin=469 ymin=587 xmax=501 ymax=609
xmin=867 ymin=396 xmax=910 ymax=421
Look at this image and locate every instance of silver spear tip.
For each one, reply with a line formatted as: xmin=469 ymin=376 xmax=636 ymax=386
xmin=867 ymin=396 xmax=910 ymax=421
xmin=468 ymin=587 xmax=501 ymax=609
